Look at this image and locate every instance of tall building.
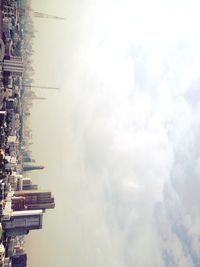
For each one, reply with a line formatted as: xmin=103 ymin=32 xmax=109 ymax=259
xmin=0 ymin=39 xmax=5 ymax=61
xmin=16 ymin=177 xmax=38 ymax=191
xmin=3 ymin=57 xmax=24 ymax=76
xmin=11 ymin=253 xmax=27 ymax=267
xmin=14 ymin=190 xmax=55 ymax=211
xmin=22 ymin=165 xmax=44 ymax=172
xmin=21 ymin=178 xmax=38 ymax=191
xmin=0 ymin=111 xmax=6 ymax=126
xmin=2 ymin=210 xmax=43 ymax=237
xmin=12 ymin=197 xmax=25 ymax=211
xmin=22 ymin=156 xmax=35 ymax=163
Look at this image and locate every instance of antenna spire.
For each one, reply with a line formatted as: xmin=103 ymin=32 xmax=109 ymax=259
xmin=33 ymin=11 xmax=65 ymax=20
xmin=23 ymin=85 xmax=60 ymax=90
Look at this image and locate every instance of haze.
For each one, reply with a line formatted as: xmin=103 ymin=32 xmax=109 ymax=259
xmin=26 ymin=0 xmax=200 ymax=267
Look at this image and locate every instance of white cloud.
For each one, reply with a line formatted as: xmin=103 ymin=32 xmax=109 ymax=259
xmin=30 ymin=0 xmax=200 ymax=266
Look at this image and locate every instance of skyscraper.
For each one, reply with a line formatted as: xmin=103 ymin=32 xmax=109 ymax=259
xmin=3 ymin=57 xmax=24 ymax=76
xmin=22 ymin=165 xmax=44 ymax=172
xmin=14 ymin=190 xmax=55 ymax=211
xmin=2 ymin=210 xmax=43 ymax=237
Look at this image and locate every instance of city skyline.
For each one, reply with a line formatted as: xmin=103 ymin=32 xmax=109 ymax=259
xmin=10 ymin=0 xmax=200 ymax=267
xmin=0 ymin=0 xmax=56 ymax=266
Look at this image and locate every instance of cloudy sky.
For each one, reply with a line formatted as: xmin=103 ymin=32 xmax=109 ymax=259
xmin=25 ymin=0 xmax=200 ymax=266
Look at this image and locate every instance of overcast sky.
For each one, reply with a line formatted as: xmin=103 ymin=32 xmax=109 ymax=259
xmin=25 ymin=0 xmax=200 ymax=266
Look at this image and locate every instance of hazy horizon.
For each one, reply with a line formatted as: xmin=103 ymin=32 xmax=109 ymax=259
xmin=26 ymin=1 xmax=200 ymax=267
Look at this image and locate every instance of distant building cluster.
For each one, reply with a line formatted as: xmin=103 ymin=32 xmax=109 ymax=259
xmin=0 ymin=0 xmax=55 ymax=266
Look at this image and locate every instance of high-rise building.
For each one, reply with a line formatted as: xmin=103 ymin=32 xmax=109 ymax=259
xmin=21 ymin=178 xmax=38 ymax=191
xmin=3 ymin=57 xmax=24 ymax=76
xmin=0 ymin=39 xmax=5 ymax=61
xmin=0 ymin=111 xmax=6 ymax=126
xmin=14 ymin=190 xmax=55 ymax=210
xmin=2 ymin=210 xmax=43 ymax=237
xmin=12 ymin=197 xmax=25 ymax=211
xmin=22 ymin=156 xmax=35 ymax=163
xmin=22 ymin=165 xmax=44 ymax=172
xmin=16 ymin=178 xmax=38 ymax=191
xmin=11 ymin=253 xmax=27 ymax=267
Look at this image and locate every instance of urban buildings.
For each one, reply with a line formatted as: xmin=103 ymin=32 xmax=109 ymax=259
xmin=0 ymin=0 xmax=56 ymax=266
